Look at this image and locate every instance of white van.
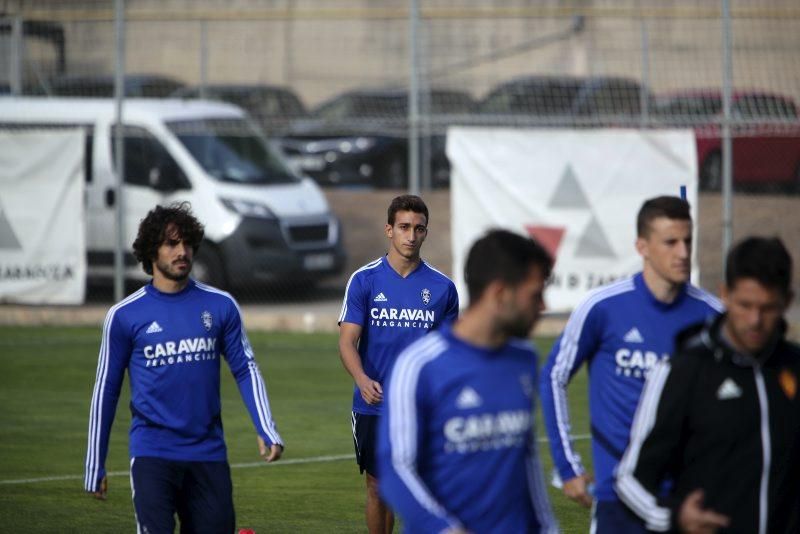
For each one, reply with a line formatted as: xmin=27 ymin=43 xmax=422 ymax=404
xmin=0 ymin=97 xmax=345 ymax=289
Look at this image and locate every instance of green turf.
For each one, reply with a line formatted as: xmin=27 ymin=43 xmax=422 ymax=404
xmin=0 ymin=327 xmax=593 ymax=533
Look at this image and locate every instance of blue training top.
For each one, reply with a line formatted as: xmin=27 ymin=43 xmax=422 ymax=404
xmin=84 ymin=279 xmax=282 ymax=492
xmin=338 ymin=255 xmax=459 ymax=415
xmin=540 ymin=272 xmax=723 ymax=501
xmin=379 ymin=326 xmax=558 ymax=534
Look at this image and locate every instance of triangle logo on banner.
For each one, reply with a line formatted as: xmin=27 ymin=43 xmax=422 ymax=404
xmin=525 ymin=225 xmax=566 ymax=260
xmin=0 ymin=206 xmax=22 ymax=250
xmin=548 ymin=165 xmax=591 ymax=209
xmin=575 ymin=215 xmax=616 ymax=258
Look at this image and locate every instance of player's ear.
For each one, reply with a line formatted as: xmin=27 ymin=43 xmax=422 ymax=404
xmin=385 ymin=223 xmax=393 ymax=238
xmin=635 ymin=236 xmax=647 ymax=258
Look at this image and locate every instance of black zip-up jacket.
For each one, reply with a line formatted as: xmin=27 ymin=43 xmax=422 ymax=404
xmin=614 ymin=314 xmax=800 ymax=533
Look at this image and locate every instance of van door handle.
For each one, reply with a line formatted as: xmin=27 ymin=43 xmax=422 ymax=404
xmin=105 ymin=188 xmax=115 ymax=207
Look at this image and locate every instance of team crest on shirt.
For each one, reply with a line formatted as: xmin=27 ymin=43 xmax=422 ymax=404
xmin=421 ymin=288 xmax=431 ymax=305
xmin=201 ymin=310 xmax=213 ymax=331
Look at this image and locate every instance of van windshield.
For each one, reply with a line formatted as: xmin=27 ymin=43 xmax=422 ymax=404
xmin=168 ymin=118 xmax=298 ymax=185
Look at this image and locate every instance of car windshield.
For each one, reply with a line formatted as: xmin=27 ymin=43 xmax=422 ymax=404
xmin=168 ymin=118 xmax=298 ymax=185
xmin=478 ymin=81 xmax=583 ymax=114
xmin=656 ymin=96 xmax=722 ymax=118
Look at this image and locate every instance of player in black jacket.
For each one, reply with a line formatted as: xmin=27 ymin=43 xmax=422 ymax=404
xmin=615 ymin=236 xmax=800 ymax=534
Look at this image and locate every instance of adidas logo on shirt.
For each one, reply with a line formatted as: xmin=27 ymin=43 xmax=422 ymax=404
xmin=455 ymin=387 xmax=483 ymax=409
xmin=145 ymin=321 xmax=163 ymax=334
xmin=373 ymin=293 xmax=388 ymax=302
xmin=717 ymin=378 xmax=742 ymax=400
xmin=623 ymin=327 xmax=645 ymax=343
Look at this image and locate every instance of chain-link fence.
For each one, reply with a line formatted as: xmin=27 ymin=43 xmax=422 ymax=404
xmin=1 ymin=0 xmax=798 ymax=303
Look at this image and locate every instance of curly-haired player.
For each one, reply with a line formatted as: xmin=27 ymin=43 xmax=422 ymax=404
xmin=85 ymin=202 xmax=283 ymax=532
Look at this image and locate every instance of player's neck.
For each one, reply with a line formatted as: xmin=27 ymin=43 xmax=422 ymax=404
xmin=452 ymin=309 xmax=508 ymax=349
xmin=152 ymin=272 xmax=190 ymax=293
xmin=386 ymin=250 xmax=421 ymax=278
xmin=642 ymin=268 xmax=682 ymax=304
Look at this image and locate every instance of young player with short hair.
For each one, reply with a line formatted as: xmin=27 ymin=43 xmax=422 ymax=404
xmin=338 ymin=194 xmax=459 ymax=533
xmin=616 ymin=236 xmax=800 ymax=533
xmin=540 ymin=196 xmax=723 ymax=533
xmin=379 ymin=229 xmax=558 ymax=533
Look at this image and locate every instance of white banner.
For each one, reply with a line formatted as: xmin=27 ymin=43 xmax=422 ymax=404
xmin=0 ymin=129 xmax=86 ymax=304
xmin=448 ymin=127 xmax=698 ymax=312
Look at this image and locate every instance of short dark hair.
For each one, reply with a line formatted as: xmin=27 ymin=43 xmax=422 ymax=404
xmin=464 ymin=229 xmax=553 ymax=303
xmin=387 ymin=195 xmax=429 ymax=226
xmin=637 ymin=196 xmax=691 ymax=237
xmin=132 ymin=202 xmax=205 ymax=275
xmin=725 ymin=236 xmax=792 ymax=296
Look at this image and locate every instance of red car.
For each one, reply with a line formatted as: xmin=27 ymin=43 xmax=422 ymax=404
xmin=656 ymin=90 xmax=800 ymax=192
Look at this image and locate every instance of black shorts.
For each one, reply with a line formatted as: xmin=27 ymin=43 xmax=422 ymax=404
xmin=130 ymin=456 xmax=235 ymax=534
xmin=352 ymin=412 xmax=380 ymax=477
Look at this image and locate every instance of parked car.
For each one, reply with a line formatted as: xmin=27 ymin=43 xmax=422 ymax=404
xmin=172 ymin=84 xmax=308 ymax=135
xmin=278 ymin=88 xmax=475 ymax=188
xmin=31 ymin=74 xmax=185 ymax=98
xmin=476 ymin=75 xmax=653 ymax=123
xmin=655 ymin=90 xmax=800 ymax=192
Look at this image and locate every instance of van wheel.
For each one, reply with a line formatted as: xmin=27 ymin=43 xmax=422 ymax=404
xmin=699 ymin=152 xmax=722 ymax=192
xmin=193 ymin=246 xmax=227 ymax=289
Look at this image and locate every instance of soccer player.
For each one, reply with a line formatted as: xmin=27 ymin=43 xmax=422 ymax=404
xmin=84 ymin=202 xmax=283 ymax=533
xmin=540 ymin=196 xmax=723 ymax=533
xmin=616 ymin=236 xmax=800 ymax=533
xmin=338 ymin=194 xmax=459 ymax=534
xmin=378 ymin=229 xmax=558 ymax=533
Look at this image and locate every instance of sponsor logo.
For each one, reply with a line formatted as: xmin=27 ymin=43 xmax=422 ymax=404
xmin=373 ymin=293 xmax=388 ymax=302
xmin=623 ymin=327 xmax=644 ymax=343
xmin=421 ymin=288 xmax=431 ymax=305
xmin=145 ymin=321 xmax=163 ymax=334
xmin=143 ymin=337 xmax=217 ymax=368
xmin=201 ymin=311 xmax=213 ymax=331
xmin=779 ymin=369 xmax=797 ymax=400
xmin=614 ymin=348 xmax=667 ymax=379
xmin=369 ymin=307 xmax=435 ymax=329
xmin=717 ymin=378 xmax=742 ymax=400
xmin=455 ymin=387 xmax=482 ymax=409
xmin=443 ymin=410 xmax=531 ymax=453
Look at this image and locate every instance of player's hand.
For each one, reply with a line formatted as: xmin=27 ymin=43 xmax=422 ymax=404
xmin=563 ymin=473 xmax=593 ymax=508
xmin=678 ymin=489 xmax=730 ymax=534
xmin=91 ymin=476 xmax=108 ymax=500
xmin=257 ymin=435 xmax=284 ymax=463
xmin=356 ymin=376 xmax=383 ymax=405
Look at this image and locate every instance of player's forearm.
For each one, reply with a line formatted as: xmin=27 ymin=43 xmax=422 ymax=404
xmin=539 ymin=367 xmax=583 ymax=479
xmin=235 ymin=363 xmax=283 ymax=446
xmin=338 ymin=342 xmax=370 ymax=384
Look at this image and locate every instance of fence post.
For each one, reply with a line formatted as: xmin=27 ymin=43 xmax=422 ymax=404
xmin=408 ymin=0 xmax=421 ymax=195
xmin=10 ymin=15 xmax=23 ymax=95
xmin=113 ymin=0 xmax=126 ymax=302
xmin=721 ymin=0 xmax=733 ymax=259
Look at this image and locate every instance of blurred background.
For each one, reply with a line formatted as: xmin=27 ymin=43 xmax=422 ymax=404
xmin=0 ymin=0 xmax=798 ymax=317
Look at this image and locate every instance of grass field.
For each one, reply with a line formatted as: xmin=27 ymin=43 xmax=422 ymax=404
xmin=0 ymin=326 xmax=593 ymax=533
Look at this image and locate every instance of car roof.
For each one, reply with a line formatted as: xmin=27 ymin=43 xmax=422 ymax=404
xmin=0 ymin=97 xmax=245 ymax=123
xmin=659 ymin=89 xmax=796 ymax=102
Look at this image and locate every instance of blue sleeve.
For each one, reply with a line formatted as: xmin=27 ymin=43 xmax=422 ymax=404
xmin=221 ymin=298 xmax=283 ymax=447
xmin=85 ymin=308 xmax=131 ymax=492
xmin=378 ymin=353 xmax=462 ymax=532
xmin=339 ymin=270 xmax=367 ymax=326
xmin=444 ymin=281 xmax=459 ymax=322
xmin=527 ymin=418 xmax=559 ymax=533
xmin=539 ymin=300 xmax=603 ymax=482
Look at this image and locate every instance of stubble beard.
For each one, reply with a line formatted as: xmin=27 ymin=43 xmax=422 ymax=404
xmin=155 ymin=258 xmax=192 ymax=282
